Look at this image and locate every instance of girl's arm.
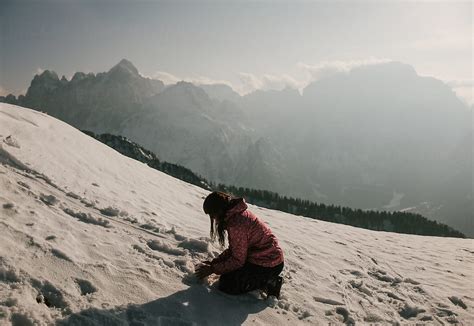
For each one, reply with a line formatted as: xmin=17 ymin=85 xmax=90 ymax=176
xmin=211 ymin=248 xmax=231 ymax=264
xmin=210 ymin=224 xmax=248 ymax=274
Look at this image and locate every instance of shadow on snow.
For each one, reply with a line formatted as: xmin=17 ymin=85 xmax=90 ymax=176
xmin=58 ymin=283 xmax=269 ymax=326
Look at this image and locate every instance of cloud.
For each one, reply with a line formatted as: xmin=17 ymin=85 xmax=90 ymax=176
xmin=447 ymin=79 xmax=473 ymax=106
xmin=151 ymin=71 xmax=235 ymax=88
xmin=237 ymin=73 xmax=263 ymax=94
xmin=236 ymin=58 xmax=393 ymax=95
xmin=237 ymin=73 xmax=303 ymax=95
xmin=151 ymin=71 xmax=181 ymax=85
xmin=452 ymin=87 xmax=473 ymax=106
xmin=447 ymin=79 xmax=474 ymax=88
xmin=297 ymin=57 xmax=392 ymax=82
xmin=190 ymin=76 xmax=234 ymax=88
xmin=152 ymin=70 xmax=300 ymax=95
xmin=152 ymin=58 xmax=395 ymax=96
xmin=36 ymin=67 xmax=44 ymax=75
xmin=261 ymin=74 xmax=301 ymax=91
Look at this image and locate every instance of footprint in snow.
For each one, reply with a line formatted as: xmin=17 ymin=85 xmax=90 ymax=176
xmin=140 ymin=222 xmax=160 ymax=233
xmin=2 ymin=202 xmax=14 ymax=209
xmin=3 ymin=135 xmax=20 ymax=148
xmin=40 ymin=194 xmax=59 ymax=206
xmin=385 ymin=291 xmax=404 ymax=301
xmin=66 ymin=192 xmax=81 ymax=200
xmin=31 ymin=279 xmax=71 ymax=312
xmin=368 ymin=269 xmax=402 ymax=285
xmin=435 ymin=306 xmax=458 ymax=318
xmin=99 ymin=206 xmax=120 ymax=217
xmin=63 ymin=208 xmax=110 ymax=227
xmin=50 ymin=248 xmax=73 ymax=262
xmin=348 ymin=280 xmax=372 ymax=296
xmin=147 ymin=240 xmax=186 ymax=256
xmin=75 ymin=278 xmax=97 ymax=296
xmin=336 ymin=307 xmax=355 ymax=325
xmin=17 ymin=181 xmax=30 ymax=189
xmin=178 ymin=238 xmax=209 ymax=254
xmin=0 ymin=264 xmax=21 ymax=283
xmin=448 ymin=296 xmax=467 ymax=310
xmin=399 ymin=303 xmax=426 ymax=319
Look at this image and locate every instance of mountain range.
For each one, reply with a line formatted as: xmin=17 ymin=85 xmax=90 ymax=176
xmin=1 ymin=59 xmax=471 ymax=235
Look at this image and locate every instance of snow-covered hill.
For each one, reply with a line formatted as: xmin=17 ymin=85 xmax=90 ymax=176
xmin=0 ymin=103 xmax=472 ymax=325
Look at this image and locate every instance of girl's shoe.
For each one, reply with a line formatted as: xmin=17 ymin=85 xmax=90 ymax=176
xmin=265 ymin=276 xmax=283 ymax=299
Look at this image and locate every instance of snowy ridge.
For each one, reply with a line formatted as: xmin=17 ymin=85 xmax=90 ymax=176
xmin=0 ymin=103 xmax=472 ymax=325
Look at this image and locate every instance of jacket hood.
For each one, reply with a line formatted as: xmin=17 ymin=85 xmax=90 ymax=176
xmin=224 ymin=198 xmax=248 ymax=220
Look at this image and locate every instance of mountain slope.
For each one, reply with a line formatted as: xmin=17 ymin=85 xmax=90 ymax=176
xmin=0 ymin=103 xmax=472 ymax=325
xmin=199 ymin=84 xmax=241 ymax=103
xmin=82 ymin=131 xmax=212 ymax=190
xmin=120 ymin=81 xmax=254 ymax=184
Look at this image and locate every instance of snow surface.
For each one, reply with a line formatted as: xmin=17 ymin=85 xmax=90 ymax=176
xmin=0 ymin=103 xmax=473 ymax=325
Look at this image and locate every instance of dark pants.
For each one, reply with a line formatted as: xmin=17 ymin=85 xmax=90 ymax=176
xmin=218 ymin=261 xmax=284 ymax=295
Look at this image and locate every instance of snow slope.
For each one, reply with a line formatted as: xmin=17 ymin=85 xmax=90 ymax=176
xmin=0 ymin=103 xmax=472 ymax=325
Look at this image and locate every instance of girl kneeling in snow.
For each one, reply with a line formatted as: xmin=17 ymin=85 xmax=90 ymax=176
xmin=195 ymin=191 xmax=285 ymax=298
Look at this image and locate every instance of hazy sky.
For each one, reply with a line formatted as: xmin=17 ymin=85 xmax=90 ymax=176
xmin=0 ymin=0 xmax=472 ymax=104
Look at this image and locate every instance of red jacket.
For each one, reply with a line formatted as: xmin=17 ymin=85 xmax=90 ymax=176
xmin=210 ymin=198 xmax=284 ymax=275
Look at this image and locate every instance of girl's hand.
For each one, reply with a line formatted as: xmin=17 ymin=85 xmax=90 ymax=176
xmin=194 ymin=263 xmax=213 ymax=279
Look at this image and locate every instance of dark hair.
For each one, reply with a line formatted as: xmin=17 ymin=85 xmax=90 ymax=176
xmin=203 ymin=191 xmax=233 ymax=246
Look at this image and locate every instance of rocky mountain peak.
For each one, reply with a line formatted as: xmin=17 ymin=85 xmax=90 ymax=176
xmin=27 ymin=70 xmax=62 ymax=95
xmin=71 ymin=72 xmax=87 ymax=82
xmin=107 ymin=59 xmax=140 ymax=78
xmin=34 ymin=70 xmax=60 ymax=82
xmin=165 ymin=81 xmax=211 ymax=99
